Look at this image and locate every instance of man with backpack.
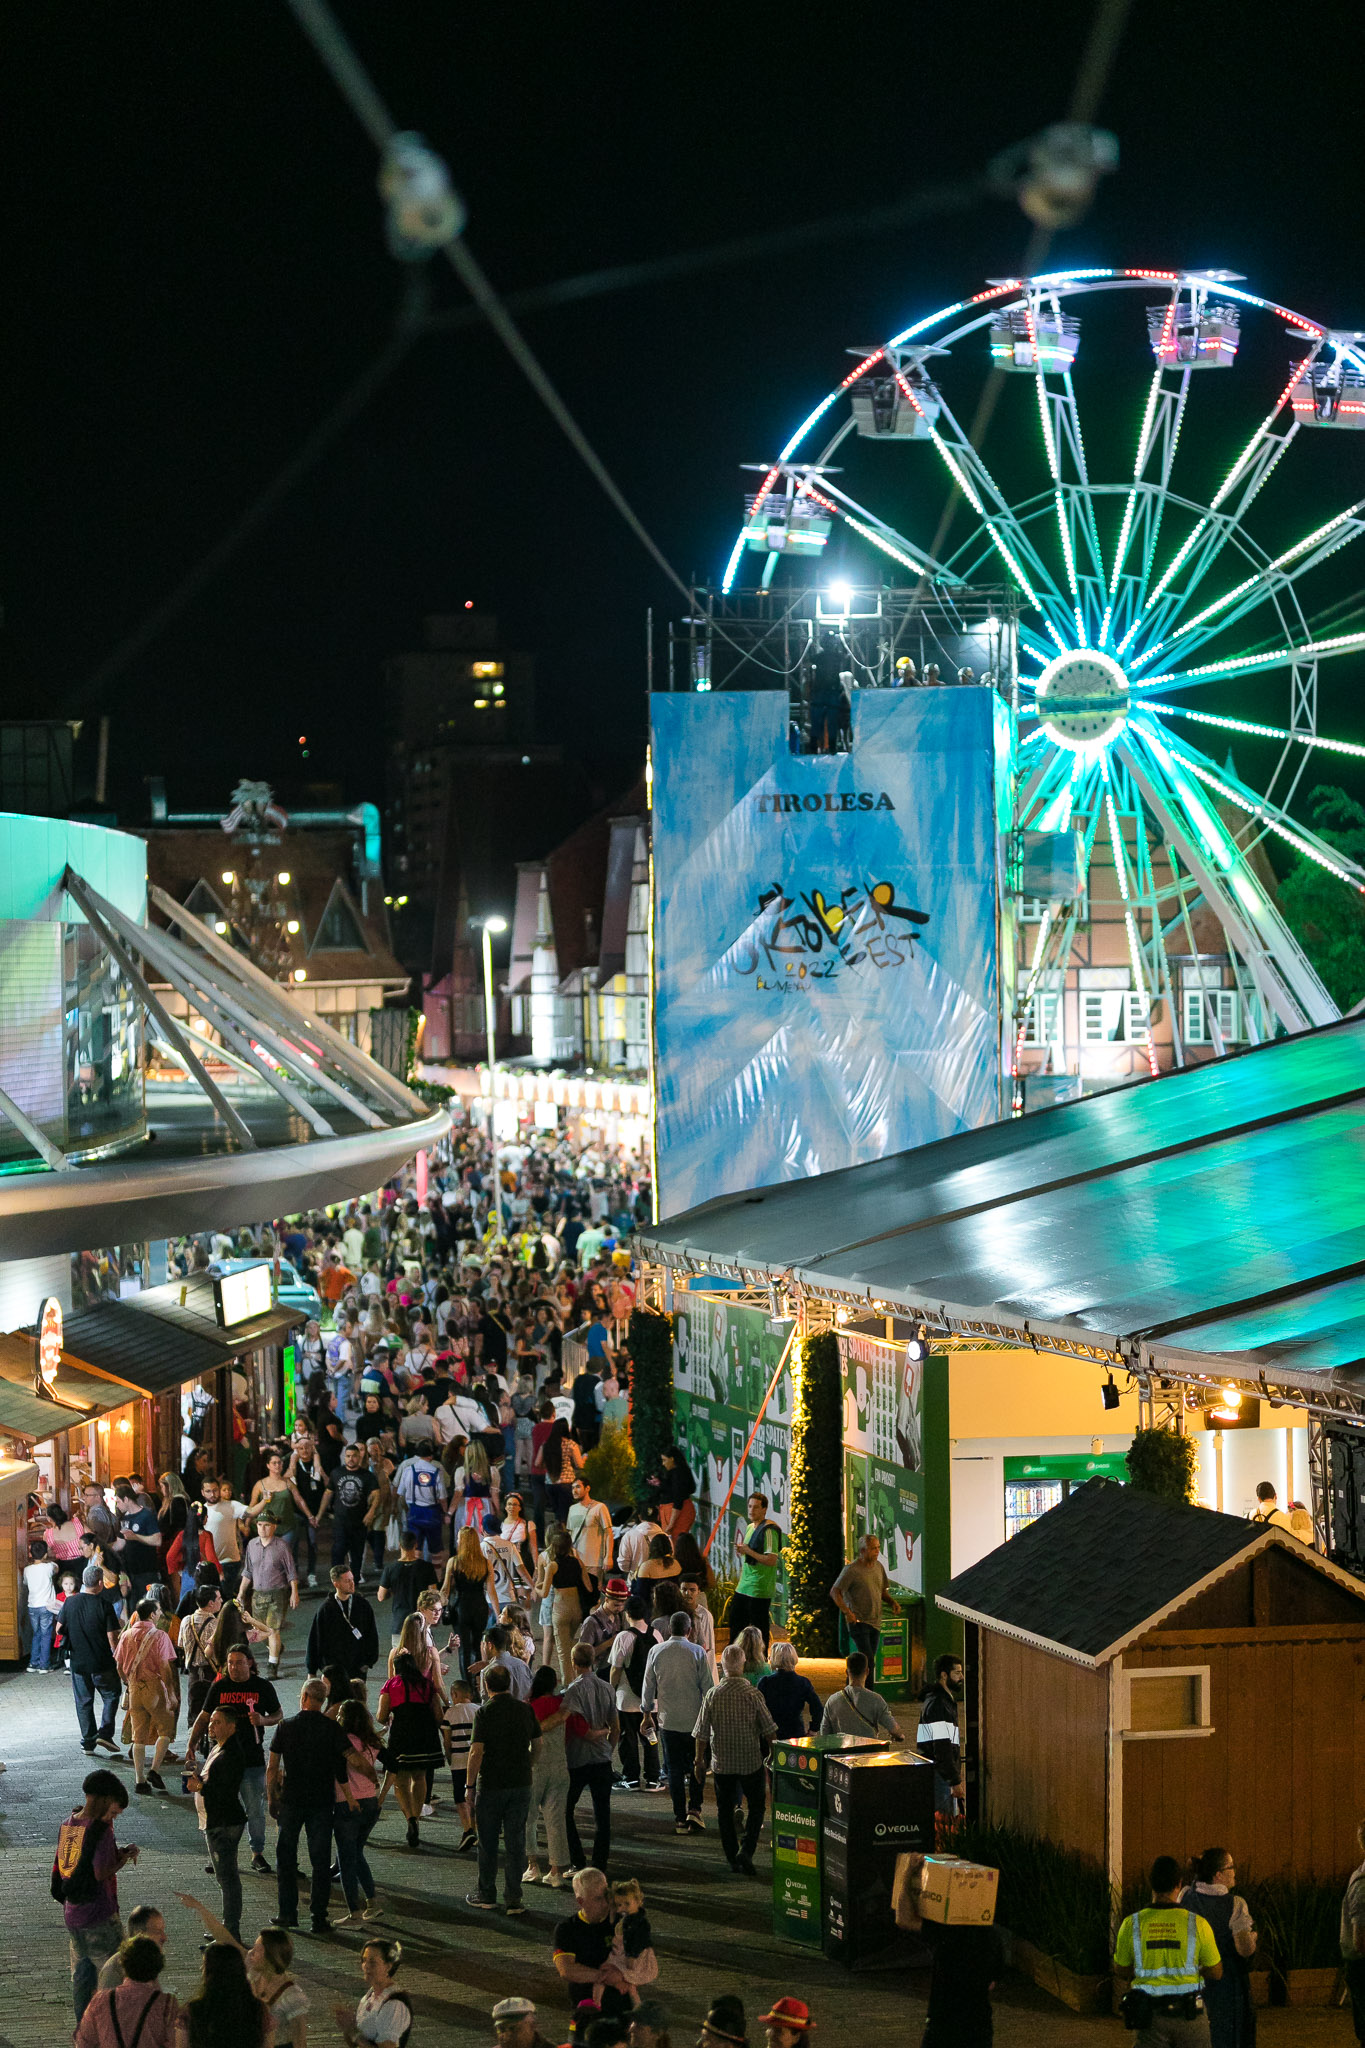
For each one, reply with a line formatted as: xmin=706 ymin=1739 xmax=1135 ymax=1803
xmin=54 ymin=1767 xmax=139 ymax=2021
xmin=609 ymin=1595 xmax=661 ymax=1789
xmin=576 ymin=1577 xmax=629 ymax=1674
xmin=393 ymin=1444 xmax=448 ymax=1562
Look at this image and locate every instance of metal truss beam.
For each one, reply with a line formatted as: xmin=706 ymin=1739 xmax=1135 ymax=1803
xmin=62 ymin=867 xmax=257 ymax=1151
xmin=148 ymin=884 xmax=425 ymax=1121
xmin=0 ymin=1080 xmax=67 ymax=1170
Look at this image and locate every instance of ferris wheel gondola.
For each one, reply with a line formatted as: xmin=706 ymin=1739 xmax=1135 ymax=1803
xmin=721 ymin=266 xmax=1365 ymax=1089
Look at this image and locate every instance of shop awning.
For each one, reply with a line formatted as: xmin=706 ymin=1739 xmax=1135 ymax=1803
xmin=63 ymin=1280 xmax=303 ymax=1400
xmin=637 ymin=1015 xmax=1365 ymax=1409
xmin=0 ymin=1334 xmax=140 ymax=1442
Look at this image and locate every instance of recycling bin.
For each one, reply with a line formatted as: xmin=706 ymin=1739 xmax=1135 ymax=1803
xmin=872 ymin=1612 xmax=912 ymax=1699
xmin=821 ymin=1746 xmax=936 ymax=1964
xmin=770 ymin=1733 xmax=886 ymax=1944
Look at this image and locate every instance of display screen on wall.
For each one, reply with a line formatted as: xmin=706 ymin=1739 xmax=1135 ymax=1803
xmin=671 ymin=1294 xmax=926 ymax=1609
xmin=214 ymin=1263 xmax=272 ymax=1328
xmin=650 ymin=688 xmax=1003 ymax=1215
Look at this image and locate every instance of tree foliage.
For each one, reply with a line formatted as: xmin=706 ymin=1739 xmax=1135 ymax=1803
xmin=583 ymin=1419 xmax=636 ymax=1510
xmin=1277 ymin=785 xmax=1365 ymax=1011
xmin=786 ymin=1329 xmax=843 ymax=1654
xmin=1125 ymin=1427 xmax=1199 ymax=1504
xmin=626 ymin=1306 xmax=674 ymax=1511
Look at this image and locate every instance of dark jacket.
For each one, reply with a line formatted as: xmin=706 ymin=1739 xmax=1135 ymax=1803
xmin=306 ymin=1591 xmax=379 ymax=1678
xmin=199 ymin=1743 xmax=246 ymax=1830
xmin=916 ymin=1679 xmax=961 ymax=1784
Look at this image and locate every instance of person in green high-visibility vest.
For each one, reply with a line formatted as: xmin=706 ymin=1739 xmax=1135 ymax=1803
xmin=1113 ymin=1856 xmax=1223 ymax=2047
xmin=728 ymin=1494 xmax=782 ymax=1652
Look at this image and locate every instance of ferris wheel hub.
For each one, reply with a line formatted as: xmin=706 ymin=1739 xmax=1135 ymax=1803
xmin=1034 ymin=648 xmax=1130 ymax=751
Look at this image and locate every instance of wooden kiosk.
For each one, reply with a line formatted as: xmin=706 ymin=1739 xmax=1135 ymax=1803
xmin=936 ymin=1478 xmax=1365 ymax=1889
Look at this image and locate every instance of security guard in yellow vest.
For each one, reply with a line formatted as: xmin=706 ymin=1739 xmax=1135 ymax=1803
xmin=1113 ymin=1855 xmax=1222 ymax=2045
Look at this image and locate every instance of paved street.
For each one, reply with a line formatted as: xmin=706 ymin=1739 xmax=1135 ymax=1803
xmin=0 ymin=1597 xmax=1354 ymax=2045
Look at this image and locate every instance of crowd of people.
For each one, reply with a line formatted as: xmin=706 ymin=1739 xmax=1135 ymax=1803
xmin=33 ymin=1131 xmax=879 ymax=2046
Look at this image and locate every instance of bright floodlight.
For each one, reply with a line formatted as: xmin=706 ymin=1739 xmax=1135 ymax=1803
xmin=828 ymin=579 xmax=853 ymax=605
xmin=484 ymin=915 xmax=508 ymax=933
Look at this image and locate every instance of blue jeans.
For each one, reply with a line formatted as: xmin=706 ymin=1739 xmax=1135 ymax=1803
xmin=335 ymin=1795 xmax=380 ymax=1907
xmin=241 ymin=1765 xmax=267 ymax=1856
xmin=208 ymin=1822 xmax=244 ymax=1940
xmin=275 ymin=1802 xmax=334 ymax=1927
xmin=475 ymin=1782 xmax=531 ymax=1906
xmin=71 ymin=1667 xmax=120 ymax=1749
xmin=29 ymin=1608 xmax=55 ymax=1670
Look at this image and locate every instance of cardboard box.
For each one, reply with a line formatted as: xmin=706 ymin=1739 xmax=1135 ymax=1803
xmin=918 ymin=1855 xmax=999 ymax=1925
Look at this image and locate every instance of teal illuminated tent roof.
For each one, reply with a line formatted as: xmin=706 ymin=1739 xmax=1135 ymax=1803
xmin=637 ymin=1017 xmax=1365 ymax=1406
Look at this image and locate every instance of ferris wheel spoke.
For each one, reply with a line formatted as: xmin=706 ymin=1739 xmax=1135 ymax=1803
xmin=788 ymin=470 xmax=959 ymax=585
xmin=1142 ymin=699 xmax=1365 ymax=765
xmin=1129 ymin=496 xmax=1365 ymax=674
xmin=1024 ymin=290 xmax=1106 ymax=642
xmin=1138 ymin=627 xmax=1365 ymax=690
xmin=1017 ymin=744 xmax=1075 ymax=828
xmin=1104 ymin=288 xmax=1193 ymax=649
xmin=908 ymin=377 xmax=1075 ymax=647
xmin=1116 ymin=344 xmax=1321 ymax=657
xmin=1135 ymin=716 xmax=1365 ymax=895
xmin=1121 ymin=724 xmax=1337 ymax=1031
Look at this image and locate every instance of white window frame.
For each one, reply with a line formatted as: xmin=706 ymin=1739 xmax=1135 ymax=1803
xmin=1081 ymin=990 xmax=1127 ymax=1043
xmin=1123 ymin=992 xmax=1151 ymax=1042
xmin=1118 ymin=1664 xmax=1213 ymax=1741
xmin=1019 ymin=886 xmax=1089 ymax=925
xmin=1183 ymin=987 xmax=1239 ymax=1045
xmin=1022 ymin=989 xmax=1063 ymax=1046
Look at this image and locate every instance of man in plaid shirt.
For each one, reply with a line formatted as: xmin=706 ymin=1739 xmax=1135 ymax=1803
xmin=692 ymin=1642 xmax=776 ymax=1876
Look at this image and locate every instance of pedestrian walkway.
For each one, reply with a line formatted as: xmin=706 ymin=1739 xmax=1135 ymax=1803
xmin=0 ymin=1610 xmax=1352 ymax=2045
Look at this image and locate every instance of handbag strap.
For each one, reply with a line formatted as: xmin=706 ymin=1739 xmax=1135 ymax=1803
xmin=843 ymin=1685 xmax=878 ymax=1733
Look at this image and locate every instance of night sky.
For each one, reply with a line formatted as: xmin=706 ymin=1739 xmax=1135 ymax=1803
xmin=5 ymin=3 xmax=1365 ymax=828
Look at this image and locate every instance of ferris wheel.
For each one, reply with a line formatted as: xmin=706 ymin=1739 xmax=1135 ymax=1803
xmin=722 ymin=266 xmax=1365 ymax=1074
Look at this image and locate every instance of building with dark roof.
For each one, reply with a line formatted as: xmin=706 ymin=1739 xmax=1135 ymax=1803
xmin=936 ymin=1478 xmax=1365 ymax=1890
xmin=141 ymin=806 xmax=408 ymax=1058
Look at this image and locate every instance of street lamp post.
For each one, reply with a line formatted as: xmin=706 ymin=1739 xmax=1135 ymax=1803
xmin=475 ymin=914 xmax=508 ymax=1241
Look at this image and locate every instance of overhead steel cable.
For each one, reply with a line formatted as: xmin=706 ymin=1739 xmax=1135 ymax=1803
xmin=281 ymin=0 xmax=699 ymax=609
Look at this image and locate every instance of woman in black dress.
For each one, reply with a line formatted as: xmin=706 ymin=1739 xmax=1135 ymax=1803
xmin=440 ymin=1526 xmax=496 ymax=1684
xmin=377 ymin=1648 xmax=445 ymax=1849
xmin=1180 ymin=1846 xmax=1257 ymax=2047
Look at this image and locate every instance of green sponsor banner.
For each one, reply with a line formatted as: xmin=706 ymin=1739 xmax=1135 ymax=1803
xmin=1003 ymin=1453 xmax=1127 ymax=1484
xmin=840 ymin=1334 xmax=924 ymax=1597
xmin=669 ymin=1297 xmax=926 ymax=1616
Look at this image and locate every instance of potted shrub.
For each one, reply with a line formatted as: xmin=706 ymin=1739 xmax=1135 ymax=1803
xmin=1254 ymin=1877 xmax=1344 ymax=2005
xmin=947 ymin=1821 xmax=1114 ymax=2014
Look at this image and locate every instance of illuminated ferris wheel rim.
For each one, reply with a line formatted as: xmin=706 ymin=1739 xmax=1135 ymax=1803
xmin=723 ymin=261 xmax=1365 ymax=725
xmin=720 ymin=262 xmax=1365 ymax=1059
xmin=724 ymin=265 xmax=1346 ymax=576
